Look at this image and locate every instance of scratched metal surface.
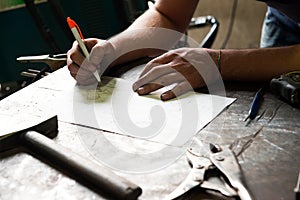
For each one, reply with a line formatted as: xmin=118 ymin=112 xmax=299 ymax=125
xmin=195 ymin=89 xmax=300 ymax=200
xmin=0 ymin=65 xmax=299 ymax=200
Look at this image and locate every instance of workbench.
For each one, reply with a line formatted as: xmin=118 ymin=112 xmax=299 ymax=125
xmin=0 ymin=63 xmax=299 ymax=200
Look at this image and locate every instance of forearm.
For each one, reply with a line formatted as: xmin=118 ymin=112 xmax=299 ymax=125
xmin=108 ymin=0 xmax=198 ymax=67
xmin=207 ymin=45 xmax=300 ymax=82
xmin=106 ymin=10 xmax=174 ymax=67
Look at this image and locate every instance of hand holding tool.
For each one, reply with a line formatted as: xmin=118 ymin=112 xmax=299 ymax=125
xmin=0 ymin=116 xmax=142 ymax=200
xmin=67 ymin=17 xmax=101 ymax=82
xmin=165 ymin=139 xmax=253 ymax=200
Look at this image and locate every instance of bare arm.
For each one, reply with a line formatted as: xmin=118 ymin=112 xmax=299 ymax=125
xmin=108 ymin=0 xmax=199 ymax=65
xmin=207 ymin=45 xmax=300 ymax=82
xmin=129 ymin=0 xmax=198 ymax=32
xmin=67 ymin=0 xmax=199 ymax=84
xmin=133 ymin=45 xmax=300 ymax=100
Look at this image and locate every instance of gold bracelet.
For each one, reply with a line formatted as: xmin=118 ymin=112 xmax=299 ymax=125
xmin=217 ymin=49 xmax=222 ymax=72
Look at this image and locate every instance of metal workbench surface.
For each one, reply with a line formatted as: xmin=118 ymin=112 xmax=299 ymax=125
xmin=0 ymin=65 xmax=299 ymax=200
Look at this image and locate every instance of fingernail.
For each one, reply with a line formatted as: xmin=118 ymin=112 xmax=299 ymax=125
xmin=137 ymin=87 xmax=145 ymax=95
xmin=161 ymin=93 xmax=169 ymax=101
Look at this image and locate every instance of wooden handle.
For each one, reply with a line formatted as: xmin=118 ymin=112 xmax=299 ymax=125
xmin=21 ymin=131 xmax=142 ymax=200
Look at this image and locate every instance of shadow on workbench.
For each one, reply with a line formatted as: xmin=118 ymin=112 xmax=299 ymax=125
xmin=0 ymin=147 xmax=117 ymax=200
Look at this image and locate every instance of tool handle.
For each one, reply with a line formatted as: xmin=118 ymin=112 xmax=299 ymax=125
xmin=210 ymin=148 xmax=254 ymax=200
xmin=21 ymin=131 xmax=142 ymax=200
xmin=236 ymin=182 xmax=253 ymax=200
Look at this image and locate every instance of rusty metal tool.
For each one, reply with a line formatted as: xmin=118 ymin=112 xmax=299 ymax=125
xmin=165 ymin=139 xmax=253 ymax=200
xmin=17 ymin=53 xmax=67 ymax=71
xmin=0 ymin=116 xmax=142 ymax=200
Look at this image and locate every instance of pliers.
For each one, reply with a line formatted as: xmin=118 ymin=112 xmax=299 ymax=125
xmin=17 ymin=53 xmax=67 ymax=71
xmin=165 ymin=139 xmax=253 ymax=200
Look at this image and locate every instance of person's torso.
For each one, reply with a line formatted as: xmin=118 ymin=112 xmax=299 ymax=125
xmin=259 ymin=0 xmax=300 ymax=22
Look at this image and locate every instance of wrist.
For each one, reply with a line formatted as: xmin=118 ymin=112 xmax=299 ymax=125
xmin=205 ymin=48 xmax=222 ymax=73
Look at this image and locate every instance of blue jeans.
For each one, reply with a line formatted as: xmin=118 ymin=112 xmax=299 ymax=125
xmin=260 ymin=7 xmax=300 ymax=48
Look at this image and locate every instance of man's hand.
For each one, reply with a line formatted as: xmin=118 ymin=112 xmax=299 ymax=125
xmin=67 ymin=38 xmax=115 ymax=85
xmin=132 ymin=48 xmax=220 ymax=101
